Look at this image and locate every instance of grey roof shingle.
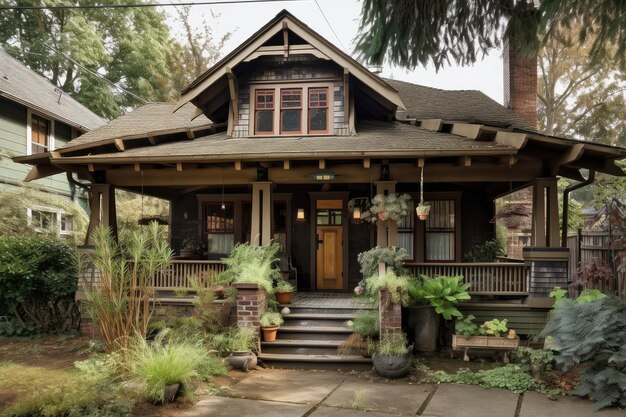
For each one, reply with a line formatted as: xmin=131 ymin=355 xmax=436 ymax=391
xmin=0 ymin=48 xmax=105 ymax=131
xmin=62 ymin=102 xmax=213 ymax=148
xmin=386 ymin=78 xmax=535 ymax=131
xmin=60 ymin=120 xmax=514 ymax=162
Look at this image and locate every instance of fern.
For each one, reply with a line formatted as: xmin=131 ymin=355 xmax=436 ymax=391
xmin=540 ymin=297 xmax=626 ymax=409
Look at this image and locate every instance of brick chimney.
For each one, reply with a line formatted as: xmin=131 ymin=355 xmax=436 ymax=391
xmin=503 ymin=37 xmax=537 ymax=128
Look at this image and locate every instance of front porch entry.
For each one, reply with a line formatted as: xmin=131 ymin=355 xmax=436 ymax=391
xmin=315 ymin=199 xmax=344 ymax=291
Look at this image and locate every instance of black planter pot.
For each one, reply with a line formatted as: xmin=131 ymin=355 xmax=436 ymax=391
xmin=229 ymin=351 xmax=258 ymax=372
xmin=410 ymin=305 xmax=440 ymax=352
xmin=372 ymin=345 xmax=413 ymax=378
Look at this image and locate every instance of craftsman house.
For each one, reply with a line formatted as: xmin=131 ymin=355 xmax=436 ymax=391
xmin=1 ymin=48 xmax=105 ymax=236
xmin=14 ymin=10 xmax=626 ymax=365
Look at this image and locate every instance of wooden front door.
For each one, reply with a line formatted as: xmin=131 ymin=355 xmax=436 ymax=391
xmin=315 ymin=200 xmax=344 ymax=290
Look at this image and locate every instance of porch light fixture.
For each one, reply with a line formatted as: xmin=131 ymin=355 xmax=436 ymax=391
xmin=312 ymin=171 xmax=336 ymax=181
xmin=296 ymin=208 xmax=306 ymax=221
xmin=353 ymin=207 xmax=361 ymax=220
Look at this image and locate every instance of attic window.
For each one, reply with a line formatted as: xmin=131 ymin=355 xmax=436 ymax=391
xmin=250 ymin=84 xmax=332 ymax=136
xmin=31 ymin=114 xmax=50 ymax=154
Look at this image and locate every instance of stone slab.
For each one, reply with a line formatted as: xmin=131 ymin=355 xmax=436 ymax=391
xmin=520 ymin=391 xmax=625 ymax=417
xmin=225 ymin=369 xmax=345 ymax=404
xmin=310 ymin=405 xmax=424 ymax=417
xmin=323 ymin=380 xmax=434 ymax=415
xmin=424 ymin=383 xmax=518 ymax=417
xmin=179 ymin=395 xmax=311 ymax=417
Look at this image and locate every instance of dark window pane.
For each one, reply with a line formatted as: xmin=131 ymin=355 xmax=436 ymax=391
xmin=256 ymin=110 xmax=273 ymax=133
xmin=309 ymin=108 xmax=327 ymax=132
xmin=282 ymin=109 xmax=301 ymax=132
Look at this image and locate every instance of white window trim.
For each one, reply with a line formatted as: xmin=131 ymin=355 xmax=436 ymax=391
xmin=249 ymin=82 xmax=334 ymax=137
xmin=26 ymin=108 xmax=55 ymax=156
xmin=27 ymin=205 xmax=74 ymax=236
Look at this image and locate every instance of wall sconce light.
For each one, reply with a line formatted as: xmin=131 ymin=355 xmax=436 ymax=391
xmin=353 ymin=207 xmax=361 ymax=220
xmin=296 ymin=208 xmax=306 ymax=221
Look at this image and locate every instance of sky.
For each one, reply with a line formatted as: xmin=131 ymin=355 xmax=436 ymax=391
xmin=165 ymin=0 xmax=506 ymax=104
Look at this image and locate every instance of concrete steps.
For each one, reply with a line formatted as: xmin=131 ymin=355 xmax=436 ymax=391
xmin=259 ymin=300 xmax=373 ymax=370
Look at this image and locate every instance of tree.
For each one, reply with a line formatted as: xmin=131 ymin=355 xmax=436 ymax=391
xmin=538 ymin=24 xmax=626 ymax=146
xmin=356 ymin=0 xmax=626 ymax=70
xmin=0 ymin=1 xmax=231 ymax=119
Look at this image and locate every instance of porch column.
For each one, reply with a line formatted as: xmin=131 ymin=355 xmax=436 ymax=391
xmin=251 ymin=181 xmax=272 ymax=246
xmin=375 ymin=181 xmax=398 ymax=247
xmin=85 ymin=184 xmax=117 ymax=245
xmin=531 ymin=178 xmax=560 ymax=248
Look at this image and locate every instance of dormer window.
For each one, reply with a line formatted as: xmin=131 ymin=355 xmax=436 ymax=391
xmin=250 ymin=84 xmax=332 ymax=136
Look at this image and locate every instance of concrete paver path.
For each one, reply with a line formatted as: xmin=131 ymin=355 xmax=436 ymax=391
xmin=184 ymin=369 xmax=624 ymax=417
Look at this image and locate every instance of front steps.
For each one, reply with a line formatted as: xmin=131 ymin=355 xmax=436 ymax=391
xmin=258 ymin=302 xmax=375 ymax=371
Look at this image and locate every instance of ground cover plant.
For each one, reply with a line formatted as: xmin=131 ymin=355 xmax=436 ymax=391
xmin=0 ymin=236 xmax=79 ymax=336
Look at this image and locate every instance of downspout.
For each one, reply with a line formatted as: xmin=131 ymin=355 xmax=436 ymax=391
xmin=561 ymin=170 xmax=595 ymax=247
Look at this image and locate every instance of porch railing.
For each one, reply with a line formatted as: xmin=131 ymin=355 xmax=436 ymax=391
xmin=405 ymin=262 xmax=528 ymax=296
xmin=152 ymin=260 xmax=226 ymax=290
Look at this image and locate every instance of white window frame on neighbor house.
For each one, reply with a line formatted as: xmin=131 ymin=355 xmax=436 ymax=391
xmin=27 ymin=206 xmax=74 ymax=237
xmin=249 ymin=82 xmax=334 ymax=137
xmin=26 ymin=108 xmax=55 ymax=156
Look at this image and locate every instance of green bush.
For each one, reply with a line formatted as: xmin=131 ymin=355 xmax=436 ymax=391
xmin=351 ymin=310 xmax=379 ymax=338
xmin=219 ymin=242 xmax=282 ymax=286
xmin=357 ymin=246 xmax=408 ymax=280
xmin=0 ymin=236 xmax=78 ymax=335
xmin=540 ymin=297 xmax=626 ymax=410
xmin=364 ymin=270 xmax=412 ymax=306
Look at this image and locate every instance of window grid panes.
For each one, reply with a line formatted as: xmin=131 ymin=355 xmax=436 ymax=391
xmin=308 ymin=87 xmax=328 ymax=133
xmin=425 ymin=200 xmax=456 ymax=261
xmin=255 ymin=90 xmax=274 ymax=134
xmin=31 ymin=115 xmax=49 ymax=154
xmin=203 ymin=202 xmax=235 ymax=257
xmin=280 ymin=88 xmax=302 ymax=133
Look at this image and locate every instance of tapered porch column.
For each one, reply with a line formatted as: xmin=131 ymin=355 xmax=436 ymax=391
xmin=375 ymin=181 xmax=398 ymax=247
xmin=531 ymin=178 xmax=560 ymax=248
xmin=250 ymin=181 xmax=272 ymax=246
xmin=85 ymin=184 xmax=117 ymax=245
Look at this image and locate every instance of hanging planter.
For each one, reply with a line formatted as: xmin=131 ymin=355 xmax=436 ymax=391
xmin=416 ymin=203 xmax=431 ymax=221
xmin=369 ymin=193 xmax=412 ymax=222
xmin=417 ymin=165 xmax=430 ymax=221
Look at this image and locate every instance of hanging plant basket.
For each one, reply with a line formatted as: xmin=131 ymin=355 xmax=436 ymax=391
xmin=369 ymin=193 xmax=412 ymax=223
xmin=416 ymin=203 xmax=431 ymax=221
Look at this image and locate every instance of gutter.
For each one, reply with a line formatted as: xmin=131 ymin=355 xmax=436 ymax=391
xmin=561 ymin=170 xmax=595 ymax=247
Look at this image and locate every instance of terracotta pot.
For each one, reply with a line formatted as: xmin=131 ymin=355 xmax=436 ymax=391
xmin=261 ymin=325 xmax=280 ymax=342
xmin=418 ymin=214 xmax=429 ymax=221
xmin=275 ymin=291 xmax=293 ymax=304
xmin=229 ymin=351 xmax=258 ymax=372
xmin=377 ymin=211 xmax=388 ymax=221
xmin=214 ymin=285 xmax=225 ymax=299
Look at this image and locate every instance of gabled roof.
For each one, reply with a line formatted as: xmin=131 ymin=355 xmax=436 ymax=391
xmin=177 ymin=9 xmax=404 ymax=113
xmin=387 ymin=79 xmax=535 ymax=131
xmin=0 ymin=48 xmax=105 ymax=131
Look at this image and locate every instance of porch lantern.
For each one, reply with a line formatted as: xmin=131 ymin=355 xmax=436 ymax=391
xmin=353 ymin=207 xmax=362 ymax=220
xmin=296 ymin=208 xmax=306 ymax=221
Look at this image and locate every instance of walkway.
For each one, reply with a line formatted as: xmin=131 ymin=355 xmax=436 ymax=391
xmin=181 ymin=369 xmax=623 ymax=417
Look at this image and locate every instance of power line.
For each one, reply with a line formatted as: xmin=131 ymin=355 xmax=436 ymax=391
xmin=0 ymin=0 xmax=305 ymax=11
xmin=40 ymin=43 xmax=148 ymax=104
xmin=314 ymin=0 xmax=347 ymax=53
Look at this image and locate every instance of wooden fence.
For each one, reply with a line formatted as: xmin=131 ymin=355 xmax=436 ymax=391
xmin=152 ymin=260 xmax=226 ymax=290
xmin=567 ymin=230 xmax=625 ymax=299
xmin=405 ymin=262 xmax=528 ymax=296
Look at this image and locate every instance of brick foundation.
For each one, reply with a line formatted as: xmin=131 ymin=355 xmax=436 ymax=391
xmin=234 ymin=283 xmax=267 ymax=328
xmin=379 ymin=289 xmax=402 ymax=331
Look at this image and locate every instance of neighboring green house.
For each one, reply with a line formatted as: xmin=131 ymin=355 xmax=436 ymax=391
xmin=0 ymin=48 xmax=105 ymax=237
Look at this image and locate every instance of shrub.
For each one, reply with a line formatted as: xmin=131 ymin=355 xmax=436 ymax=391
xmin=228 ymin=326 xmax=258 ymax=352
xmin=127 ymin=333 xmax=223 ymax=403
xmin=219 ymin=242 xmax=282 ymax=285
xmin=0 ymin=236 xmax=79 ymax=335
xmin=540 ymin=297 xmax=626 ymax=410
xmin=350 ymin=310 xmax=379 ymax=338
xmin=364 ymin=270 xmax=412 ymax=306
xmin=463 ymin=239 xmax=505 ymax=262
xmin=512 ymin=347 xmax=554 ymax=377
xmin=357 ymin=246 xmax=408 ymax=280
xmin=259 ymin=312 xmax=283 ymax=327
xmin=77 ymin=223 xmax=172 ymax=351
xmin=409 ymin=275 xmax=470 ymax=320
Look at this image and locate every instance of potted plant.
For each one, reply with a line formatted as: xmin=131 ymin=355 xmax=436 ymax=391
xmin=180 ymin=237 xmax=201 ymax=258
xmin=415 ymin=202 xmax=431 ymax=221
xmin=260 ymin=311 xmax=283 ymax=342
xmin=408 ymin=275 xmax=470 ymax=352
xmin=452 ymin=315 xmax=519 ymax=362
xmin=370 ymin=193 xmax=412 ymax=222
xmin=370 ymin=330 xmax=413 ymax=378
xmin=275 ymin=280 xmax=295 ymax=304
xmin=228 ymin=325 xmax=258 ymax=372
